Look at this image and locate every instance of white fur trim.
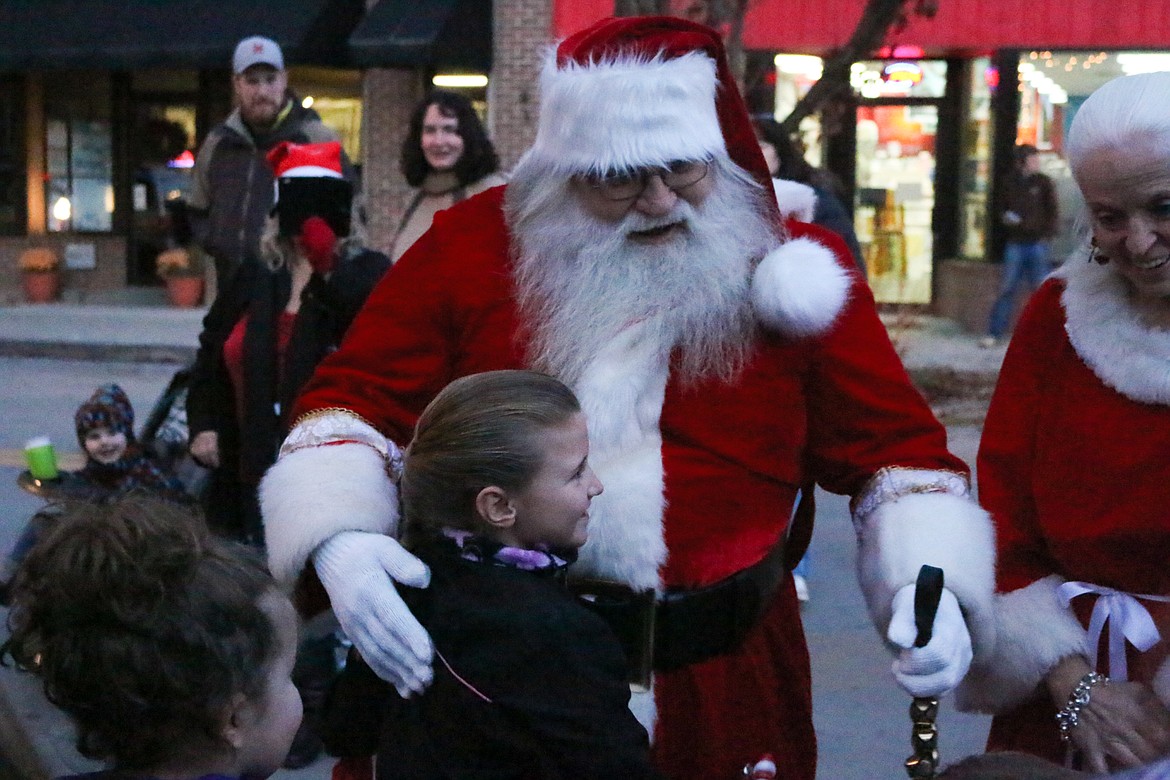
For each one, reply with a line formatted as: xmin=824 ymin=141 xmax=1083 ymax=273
xmin=630 ymin=685 xmax=656 ymax=742
xmin=260 ymin=443 xmax=399 ymax=586
xmin=572 ymin=320 xmax=669 ymax=591
xmin=1059 ymin=248 xmax=1170 ymax=405
xmin=525 ymin=50 xmax=724 ymax=175
xmin=280 ymin=165 xmax=343 ymax=179
xmin=956 ymin=576 xmax=1089 ymax=713
xmin=751 ymin=236 xmax=851 ymax=337
xmin=771 ymin=178 xmax=817 ymax=222
xmin=855 ymin=490 xmax=997 ymax=660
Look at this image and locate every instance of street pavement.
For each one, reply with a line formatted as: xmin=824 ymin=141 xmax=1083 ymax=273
xmin=0 ymin=302 xmax=1006 ymax=779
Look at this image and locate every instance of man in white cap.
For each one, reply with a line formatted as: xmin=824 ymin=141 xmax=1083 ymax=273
xmin=260 ymin=16 xmax=995 ymax=779
xmin=188 ymin=35 xmax=345 ymax=293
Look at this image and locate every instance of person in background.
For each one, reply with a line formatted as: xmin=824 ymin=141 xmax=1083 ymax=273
xmin=1 ymin=496 xmax=302 ymax=780
xmin=389 ymin=90 xmax=506 ymax=262
xmin=188 ymin=35 xmax=349 ymax=294
xmin=754 ymin=116 xmax=865 ymax=276
xmin=325 ymin=370 xmax=659 ymax=779
xmin=187 ymin=141 xmax=389 ymax=769
xmin=956 ymin=73 xmax=1170 ymax=773
xmin=188 ymin=140 xmax=388 ymax=546
xmin=980 ymin=143 xmax=1059 ymax=347
xmin=260 ymin=17 xmax=996 ymax=779
xmin=0 ymin=383 xmax=188 ymax=603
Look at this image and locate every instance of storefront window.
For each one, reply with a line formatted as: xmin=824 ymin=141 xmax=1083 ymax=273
xmin=291 ymin=67 xmax=363 ymax=162
xmin=855 ymin=103 xmax=938 ymax=303
xmin=960 ymin=57 xmax=993 ymax=260
xmin=851 ymin=60 xmax=948 ymax=99
xmin=45 ymin=72 xmax=112 ymax=233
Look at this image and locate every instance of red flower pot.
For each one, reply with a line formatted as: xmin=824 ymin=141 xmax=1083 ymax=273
xmin=22 ymin=270 xmax=60 ymax=303
xmin=165 ymin=276 xmax=205 ymax=307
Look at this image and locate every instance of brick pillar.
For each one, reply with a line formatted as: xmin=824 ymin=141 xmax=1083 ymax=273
xmin=489 ymin=0 xmax=555 ymax=171
xmin=360 ymin=68 xmax=424 ymax=255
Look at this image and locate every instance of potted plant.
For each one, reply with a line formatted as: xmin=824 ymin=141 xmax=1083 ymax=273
xmin=156 ymin=247 xmax=206 ymax=307
xmin=18 ymin=247 xmax=61 ymax=303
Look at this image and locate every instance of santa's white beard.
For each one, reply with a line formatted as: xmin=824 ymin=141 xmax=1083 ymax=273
xmin=507 ymin=158 xmax=777 ymax=386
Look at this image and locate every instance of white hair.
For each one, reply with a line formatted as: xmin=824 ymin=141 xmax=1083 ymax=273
xmin=504 ymin=154 xmax=778 ymax=386
xmin=1067 ymin=71 xmax=1170 ymax=178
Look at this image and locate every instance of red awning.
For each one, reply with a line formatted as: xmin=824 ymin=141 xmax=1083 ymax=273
xmin=555 ymin=1 xmax=1170 ymax=55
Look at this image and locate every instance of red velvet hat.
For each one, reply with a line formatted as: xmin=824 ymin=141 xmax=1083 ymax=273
xmin=525 ymin=16 xmax=773 ymax=195
xmin=266 ymin=140 xmax=344 ymax=179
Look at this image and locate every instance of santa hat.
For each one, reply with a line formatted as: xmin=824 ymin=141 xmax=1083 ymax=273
xmin=266 ymin=141 xmax=352 ymax=237
xmin=529 ymin=16 xmax=851 ymax=337
xmin=267 ymin=140 xmax=344 ymax=180
xmin=527 ymin=16 xmax=773 ymax=195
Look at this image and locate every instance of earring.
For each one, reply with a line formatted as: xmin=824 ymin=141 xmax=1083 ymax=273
xmin=1089 ymin=236 xmax=1110 ymax=265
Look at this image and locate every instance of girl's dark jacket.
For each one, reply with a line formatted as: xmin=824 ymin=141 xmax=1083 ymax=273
xmin=187 ymin=248 xmax=390 ymax=486
xmin=323 ymin=534 xmax=660 ymax=779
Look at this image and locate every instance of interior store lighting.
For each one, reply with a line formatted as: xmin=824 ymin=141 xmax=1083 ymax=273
xmin=1116 ymin=52 xmax=1170 ymax=75
xmin=773 ymin=54 xmax=823 ymax=79
xmin=302 ymin=96 xmax=315 ymax=109
xmin=432 ymin=74 xmax=489 ymax=88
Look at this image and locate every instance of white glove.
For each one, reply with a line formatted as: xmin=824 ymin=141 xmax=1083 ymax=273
xmin=887 ymin=584 xmax=973 ymax=697
xmin=313 ymin=530 xmax=434 ymax=697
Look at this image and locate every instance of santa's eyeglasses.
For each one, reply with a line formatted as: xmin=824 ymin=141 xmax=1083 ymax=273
xmin=581 ymin=159 xmax=711 ymax=201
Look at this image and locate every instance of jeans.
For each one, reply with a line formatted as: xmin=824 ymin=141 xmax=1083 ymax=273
xmin=986 ymin=240 xmax=1051 ymax=338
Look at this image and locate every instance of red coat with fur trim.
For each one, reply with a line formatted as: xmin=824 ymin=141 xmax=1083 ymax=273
xmin=294 ymin=187 xmax=962 ymax=587
xmin=287 ymin=186 xmax=969 ymax=779
xmin=972 ymin=273 xmax=1170 ymax=763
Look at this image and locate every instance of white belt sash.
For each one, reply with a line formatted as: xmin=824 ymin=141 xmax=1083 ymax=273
xmin=1058 ymin=581 xmax=1170 ymax=681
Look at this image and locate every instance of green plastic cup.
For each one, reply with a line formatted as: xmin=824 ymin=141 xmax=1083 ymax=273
xmin=24 ymin=436 xmax=59 ymax=481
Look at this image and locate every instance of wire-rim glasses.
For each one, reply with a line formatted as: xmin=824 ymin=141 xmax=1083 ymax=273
xmin=583 ymin=159 xmax=711 ymax=201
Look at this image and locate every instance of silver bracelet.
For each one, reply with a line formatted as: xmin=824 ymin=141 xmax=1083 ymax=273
xmin=1055 ymin=671 xmax=1108 ymax=742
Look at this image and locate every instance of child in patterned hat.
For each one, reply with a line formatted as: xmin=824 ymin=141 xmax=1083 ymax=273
xmin=1 ymin=385 xmax=188 ymax=604
xmin=72 ymin=383 xmax=185 ymax=499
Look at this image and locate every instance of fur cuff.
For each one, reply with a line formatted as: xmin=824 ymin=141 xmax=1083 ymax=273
xmin=751 ymin=236 xmax=850 ymax=337
xmin=956 ymin=576 xmax=1088 ymax=713
xmin=856 ymin=491 xmax=997 ymax=660
xmin=771 ymin=178 xmax=817 ymax=222
xmin=260 ymin=443 xmax=399 ymax=586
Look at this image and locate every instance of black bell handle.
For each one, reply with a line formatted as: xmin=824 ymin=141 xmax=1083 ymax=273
xmin=913 ymin=565 xmax=945 ymax=647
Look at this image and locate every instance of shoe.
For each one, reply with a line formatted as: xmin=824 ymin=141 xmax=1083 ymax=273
xmin=793 ymin=574 xmax=810 ymax=603
xmin=978 ymin=336 xmax=999 ymax=349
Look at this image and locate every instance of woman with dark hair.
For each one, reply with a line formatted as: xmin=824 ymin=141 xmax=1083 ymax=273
xmin=753 ymin=117 xmax=865 ymax=276
xmin=390 ymin=90 xmax=506 ymax=261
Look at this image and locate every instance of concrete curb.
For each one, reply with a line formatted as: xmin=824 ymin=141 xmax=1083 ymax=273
xmin=0 ymin=341 xmax=196 ymax=364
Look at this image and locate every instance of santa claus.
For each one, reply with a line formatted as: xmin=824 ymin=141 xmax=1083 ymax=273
xmin=260 ymin=16 xmax=995 ymax=779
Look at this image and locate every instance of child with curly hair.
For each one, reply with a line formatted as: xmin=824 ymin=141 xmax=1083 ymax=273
xmin=2 ymin=496 xmax=301 ymax=779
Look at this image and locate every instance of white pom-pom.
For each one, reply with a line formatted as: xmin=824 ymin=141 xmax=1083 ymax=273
xmin=751 ymin=237 xmax=851 ymax=337
xmin=771 ymin=178 xmax=817 ymax=222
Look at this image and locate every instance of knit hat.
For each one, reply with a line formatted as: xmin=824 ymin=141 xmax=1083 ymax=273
xmin=524 ymin=16 xmax=773 ymax=195
xmin=75 ymin=384 xmax=135 ymax=447
xmin=266 ymin=141 xmax=352 ymax=237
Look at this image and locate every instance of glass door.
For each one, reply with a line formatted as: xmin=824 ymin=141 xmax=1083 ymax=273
xmin=854 ymin=104 xmax=938 ymax=303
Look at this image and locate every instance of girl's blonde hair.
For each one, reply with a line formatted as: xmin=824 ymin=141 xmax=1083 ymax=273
xmin=399 ymin=370 xmax=581 ymax=545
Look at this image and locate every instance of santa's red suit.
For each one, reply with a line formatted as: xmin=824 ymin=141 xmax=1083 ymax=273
xmin=263 ymin=188 xmax=995 ymax=778
xmin=260 ymin=16 xmax=995 ymax=780
xmin=958 ymin=253 xmax=1170 ymax=762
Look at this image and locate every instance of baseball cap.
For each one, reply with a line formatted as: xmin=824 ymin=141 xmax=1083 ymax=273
xmin=233 ymin=36 xmax=284 ymax=74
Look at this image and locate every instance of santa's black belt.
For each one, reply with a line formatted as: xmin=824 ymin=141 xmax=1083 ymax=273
xmin=570 ymin=535 xmax=787 ymax=689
